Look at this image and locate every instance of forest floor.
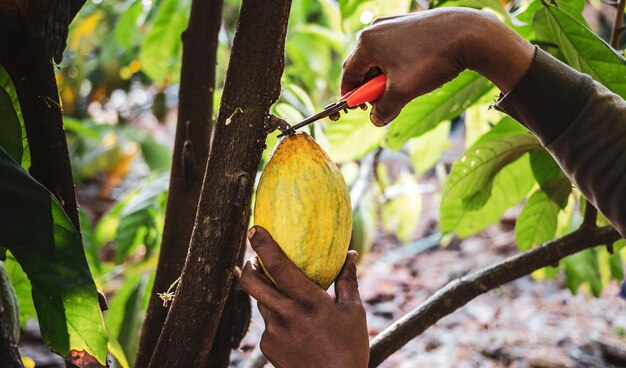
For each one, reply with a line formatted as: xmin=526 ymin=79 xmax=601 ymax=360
xmin=233 ymin=224 xmax=626 ymax=368
xmin=232 ymin=170 xmax=626 ymax=368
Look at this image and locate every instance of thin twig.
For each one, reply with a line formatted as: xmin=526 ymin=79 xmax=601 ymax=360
xmin=583 ymin=200 xmax=598 ymax=228
xmin=368 ymin=226 xmax=621 ymax=367
xmin=610 ymin=0 xmax=626 ymax=48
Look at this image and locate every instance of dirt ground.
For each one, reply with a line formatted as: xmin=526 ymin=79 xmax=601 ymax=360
xmin=232 ymin=222 xmax=626 ymax=368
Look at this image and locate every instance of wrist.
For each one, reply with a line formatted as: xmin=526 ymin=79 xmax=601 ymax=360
xmin=456 ymin=10 xmax=535 ymax=93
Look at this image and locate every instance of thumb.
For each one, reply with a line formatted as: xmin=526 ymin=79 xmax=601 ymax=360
xmin=335 ymin=251 xmax=361 ymax=306
xmin=370 ymin=82 xmax=410 ymax=127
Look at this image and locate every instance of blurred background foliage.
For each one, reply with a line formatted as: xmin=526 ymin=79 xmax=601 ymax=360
xmin=1 ymin=0 xmax=624 ymax=366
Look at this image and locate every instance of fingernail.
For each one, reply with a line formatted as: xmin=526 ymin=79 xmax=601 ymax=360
xmin=351 ymin=252 xmax=359 ymax=264
xmin=233 ymin=266 xmax=242 ymax=279
xmin=247 ymin=227 xmax=256 ymax=240
xmin=370 ymin=113 xmax=385 ymax=127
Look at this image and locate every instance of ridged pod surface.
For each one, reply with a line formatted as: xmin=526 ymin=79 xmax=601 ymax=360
xmin=254 ymin=132 xmax=352 ymax=290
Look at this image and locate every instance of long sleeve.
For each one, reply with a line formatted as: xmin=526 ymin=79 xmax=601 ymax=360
xmin=493 ymin=47 xmax=626 ymax=238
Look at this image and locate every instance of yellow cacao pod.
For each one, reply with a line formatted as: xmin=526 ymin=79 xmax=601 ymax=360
xmin=254 ymin=132 xmax=352 ymax=290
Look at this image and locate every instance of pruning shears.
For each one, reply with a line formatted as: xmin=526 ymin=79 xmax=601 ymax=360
xmin=278 ymin=71 xmax=387 ymax=138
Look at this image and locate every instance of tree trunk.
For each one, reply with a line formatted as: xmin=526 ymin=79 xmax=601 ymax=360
xmin=0 ymin=0 xmax=86 ymax=232
xmin=147 ymin=0 xmax=292 ymax=366
xmin=135 ymin=1 xmax=223 ymax=366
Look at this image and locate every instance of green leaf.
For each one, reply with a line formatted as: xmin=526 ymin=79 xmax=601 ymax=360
xmin=107 ymin=338 xmax=130 ymax=368
xmin=63 ymin=118 xmax=101 ymax=141
xmin=408 ymin=121 xmax=450 ymax=175
xmin=463 ymin=97 xmax=507 ymax=148
xmin=105 ymin=274 xmax=150 ymax=367
xmin=387 ymin=71 xmax=493 ymax=149
xmin=338 ymin=0 xmax=370 ymax=20
xmin=529 ymin=150 xmax=564 ymax=185
xmin=442 ymin=134 xmax=541 ymax=203
xmin=564 ymin=248 xmax=603 ymax=297
xmin=3 ymin=253 xmax=36 ymax=327
xmin=139 ymin=136 xmax=172 ymax=172
xmin=515 ymin=177 xmax=571 ymax=251
xmin=96 ymin=174 xmax=169 ymax=263
xmin=139 ymin=0 xmax=191 ymax=83
xmin=0 ymin=149 xmax=107 ymax=364
xmin=470 ymin=117 xmax=528 ymax=147
xmin=114 ymin=1 xmax=144 ymax=52
xmin=326 ymin=108 xmax=386 ymax=163
xmin=0 ymin=261 xmax=20 ymax=343
xmin=381 ymin=172 xmax=422 ymax=243
xmin=533 ymin=5 xmax=626 ymax=98
xmin=0 ymin=65 xmax=28 ymax=168
xmin=434 ymin=0 xmax=509 ymax=19
xmin=441 ymin=154 xmax=535 ymax=237
xmin=0 ymin=85 xmax=22 ymax=164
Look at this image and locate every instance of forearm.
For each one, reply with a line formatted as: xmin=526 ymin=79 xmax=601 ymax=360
xmin=493 ymin=48 xmax=626 ymax=237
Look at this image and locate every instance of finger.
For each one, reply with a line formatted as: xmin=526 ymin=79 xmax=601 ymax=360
xmin=335 ymin=251 xmax=362 ymax=306
xmin=247 ymin=226 xmax=320 ymax=297
xmin=257 ymin=302 xmax=272 ymax=322
xmin=370 ymin=79 xmax=411 ymax=126
xmin=240 ymin=257 xmax=290 ymax=314
xmin=341 ymin=46 xmax=375 ymax=95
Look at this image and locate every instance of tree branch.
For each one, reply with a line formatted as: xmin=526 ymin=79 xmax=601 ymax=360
xmin=583 ymin=200 xmax=598 ymax=228
xmin=147 ymin=0 xmax=292 ymax=366
xmin=610 ymin=0 xmax=626 ymax=48
xmin=0 ymin=0 xmax=85 ymax=232
xmin=368 ymin=225 xmax=621 ymax=367
xmin=135 ymin=1 xmax=223 ymax=366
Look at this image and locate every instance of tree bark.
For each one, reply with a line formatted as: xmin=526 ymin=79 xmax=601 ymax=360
xmin=0 ymin=307 xmax=22 ymax=368
xmin=135 ymin=1 xmax=223 ymax=366
xmin=147 ymin=0 xmax=292 ymax=366
xmin=0 ymin=0 xmax=86 ymax=232
xmin=368 ymin=225 xmax=621 ymax=367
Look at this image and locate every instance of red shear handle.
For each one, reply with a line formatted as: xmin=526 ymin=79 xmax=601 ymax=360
xmin=340 ymin=74 xmax=387 ymax=108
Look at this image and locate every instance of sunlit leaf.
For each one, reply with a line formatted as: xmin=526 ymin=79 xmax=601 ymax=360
xmin=533 ymin=4 xmax=626 ymax=98
xmin=69 ymin=12 xmax=103 ymax=53
xmin=114 ymin=1 xmax=144 ymax=52
xmin=470 ymin=116 xmax=527 ymax=147
xmin=440 ymin=154 xmax=534 ymax=237
xmin=387 ymin=71 xmax=493 ymax=149
xmin=442 ymin=134 xmax=541 ymax=203
xmin=564 ymin=248 xmax=602 ymax=297
xmin=463 ymin=96 xmax=506 ymax=148
xmin=0 ymin=65 xmax=28 ymax=169
xmin=95 ymin=174 xmax=169 ymax=263
xmin=382 ymin=172 xmax=422 ymax=243
xmin=338 ymin=0 xmax=371 ymax=21
xmin=3 ymin=253 xmax=36 ymax=327
xmin=105 ymin=274 xmax=150 ymax=367
xmin=434 ymin=0 xmax=509 ymax=19
xmin=529 ymin=150 xmax=565 ymax=185
xmin=0 ymin=149 xmax=107 ymax=365
xmin=408 ymin=121 xmax=450 ymax=175
xmin=139 ymin=0 xmax=191 ymax=84
xmin=515 ymin=177 xmax=571 ymax=251
xmin=326 ymin=108 xmax=386 ymax=163
xmin=107 ymin=338 xmax=130 ymax=368
xmin=0 ymin=80 xmax=22 ymax=164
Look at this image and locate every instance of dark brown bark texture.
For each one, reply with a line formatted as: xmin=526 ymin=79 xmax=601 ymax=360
xmin=0 ymin=0 xmax=86 ymax=232
xmin=368 ymin=226 xmax=621 ymax=367
xmin=0 ymin=307 xmax=22 ymax=368
xmin=134 ymin=1 xmax=223 ymax=366
xmin=147 ymin=0 xmax=292 ymax=366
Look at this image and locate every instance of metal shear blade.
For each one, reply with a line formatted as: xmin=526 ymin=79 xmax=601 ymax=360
xmin=277 ymin=101 xmax=348 ymax=138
